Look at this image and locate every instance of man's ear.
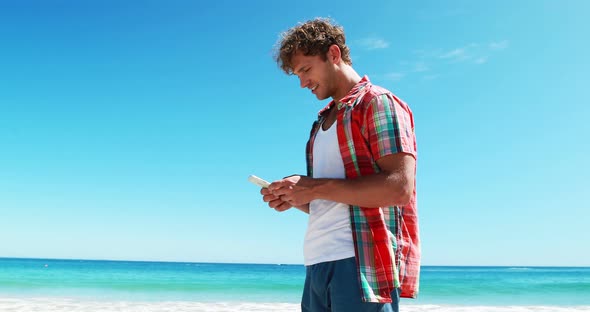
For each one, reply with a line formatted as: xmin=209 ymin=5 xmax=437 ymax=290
xmin=327 ymin=44 xmax=342 ymax=64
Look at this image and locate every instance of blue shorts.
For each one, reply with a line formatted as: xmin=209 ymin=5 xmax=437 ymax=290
xmin=301 ymin=257 xmax=400 ymax=312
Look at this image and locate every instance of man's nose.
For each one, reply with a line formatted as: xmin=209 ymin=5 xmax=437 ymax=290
xmin=299 ymin=76 xmax=308 ymax=89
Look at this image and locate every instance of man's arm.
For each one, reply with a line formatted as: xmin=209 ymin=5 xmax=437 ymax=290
xmin=269 ymin=152 xmax=415 ymax=208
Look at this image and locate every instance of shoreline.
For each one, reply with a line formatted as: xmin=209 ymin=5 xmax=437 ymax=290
xmin=1 ymin=297 xmax=590 ymax=312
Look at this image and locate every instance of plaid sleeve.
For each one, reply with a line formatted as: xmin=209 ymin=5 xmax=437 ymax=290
xmin=362 ymin=91 xmax=421 ymax=299
xmin=363 ymin=93 xmax=417 ymax=160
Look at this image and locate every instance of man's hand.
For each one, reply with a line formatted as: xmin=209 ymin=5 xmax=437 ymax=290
xmin=268 ymin=175 xmax=316 ymax=208
xmin=260 ymin=175 xmax=313 ymax=213
xmin=261 ymin=187 xmax=292 ymax=212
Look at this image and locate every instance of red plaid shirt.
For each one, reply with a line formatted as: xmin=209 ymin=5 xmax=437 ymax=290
xmin=306 ymin=76 xmax=420 ymax=302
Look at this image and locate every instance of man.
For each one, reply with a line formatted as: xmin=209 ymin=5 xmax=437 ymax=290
xmin=261 ymin=17 xmax=420 ymax=312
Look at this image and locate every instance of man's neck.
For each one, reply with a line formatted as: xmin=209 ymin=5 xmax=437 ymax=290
xmin=332 ymin=65 xmax=362 ymax=103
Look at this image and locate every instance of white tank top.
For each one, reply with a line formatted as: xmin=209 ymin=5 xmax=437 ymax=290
xmin=304 ymin=121 xmax=355 ymax=266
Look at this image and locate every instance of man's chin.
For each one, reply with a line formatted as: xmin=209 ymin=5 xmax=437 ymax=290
xmin=315 ymin=94 xmax=329 ymax=101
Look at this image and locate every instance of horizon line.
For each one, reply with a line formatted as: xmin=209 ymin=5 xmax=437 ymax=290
xmin=1 ymin=256 xmax=588 ymax=268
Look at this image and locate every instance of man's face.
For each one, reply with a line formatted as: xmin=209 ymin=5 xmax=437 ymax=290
xmin=291 ymin=51 xmax=335 ymax=101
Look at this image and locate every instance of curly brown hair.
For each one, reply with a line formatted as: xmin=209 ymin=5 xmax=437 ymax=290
xmin=274 ymin=17 xmax=352 ymax=75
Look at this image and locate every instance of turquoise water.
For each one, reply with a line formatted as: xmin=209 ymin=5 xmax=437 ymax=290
xmin=1 ymin=258 xmax=589 ymax=306
xmin=0 ymin=258 xmax=302 ymax=302
xmin=417 ymin=266 xmax=590 ymax=306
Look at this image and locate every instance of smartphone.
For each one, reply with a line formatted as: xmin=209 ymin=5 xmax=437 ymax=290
xmin=248 ymin=175 xmax=270 ymax=188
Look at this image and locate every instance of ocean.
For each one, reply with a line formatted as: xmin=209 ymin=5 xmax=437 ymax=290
xmin=0 ymin=258 xmax=589 ymax=311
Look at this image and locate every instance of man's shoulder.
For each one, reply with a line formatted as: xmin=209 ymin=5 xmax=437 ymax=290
xmin=351 ymin=83 xmax=413 ymax=118
xmin=356 ymin=83 xmax=396 ymax=106
xmin=367 ymin=83 xmax=393 ymax=96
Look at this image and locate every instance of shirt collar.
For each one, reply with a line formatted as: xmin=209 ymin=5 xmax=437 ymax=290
xmin=317 ymin=75 xmax=372 ymax=117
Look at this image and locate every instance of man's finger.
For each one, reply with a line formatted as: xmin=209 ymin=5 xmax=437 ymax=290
xmin=275 ymin=201 xmax=292 ymax=212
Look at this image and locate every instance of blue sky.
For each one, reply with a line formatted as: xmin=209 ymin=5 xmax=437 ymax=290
xmin=1 ymin=0 xmax=588 ymax=266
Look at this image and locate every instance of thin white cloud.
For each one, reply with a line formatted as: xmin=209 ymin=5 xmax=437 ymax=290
xmin=440 ymin=48 xmax=467 ymax=61
xmin=357 ymin=37 xmax=389 ymax=50
xmin=414 ymin=62 xmax=429 ymax=72
xmin=474 ymin=57 xmax=488 ymax=64
xmin=375 ymin=39 xmax=508 ymax=80
xmin=490 ymin=40 xmax=509 ymax=50
xmin=437 ymin=40 xmax=508 ymax=64
xmin=384 ymin=72 xmax=405 ymax=81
